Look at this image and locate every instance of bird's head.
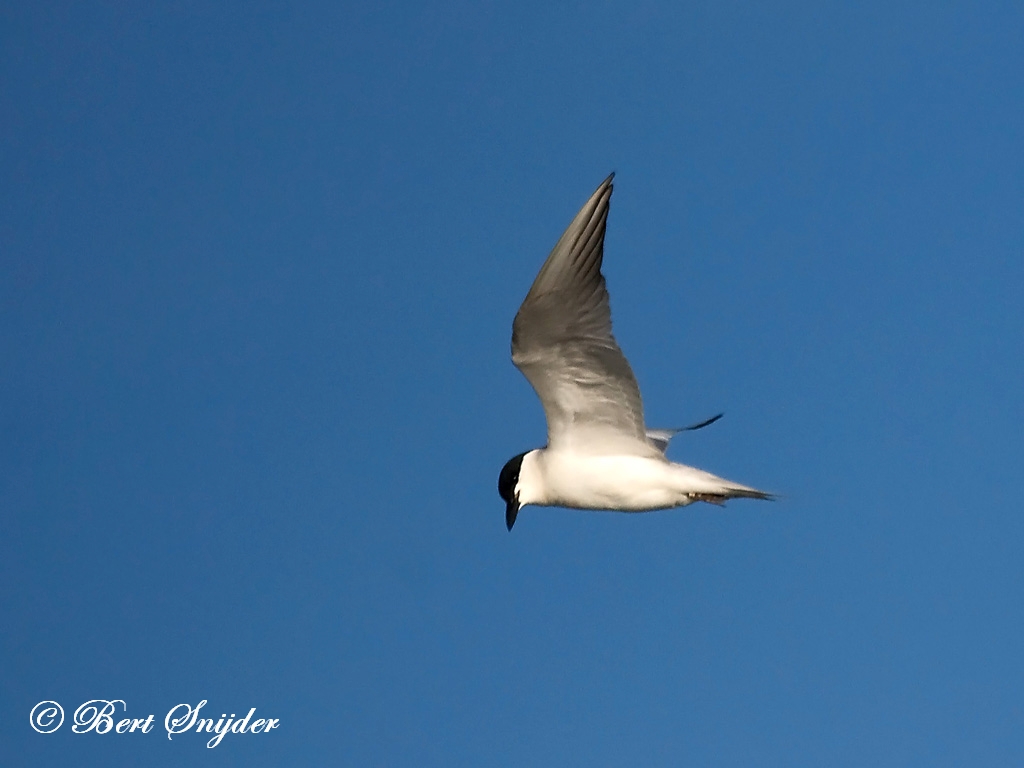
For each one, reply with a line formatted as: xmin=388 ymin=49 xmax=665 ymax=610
xmin=498 ymin=451 xmax=528 ymax=531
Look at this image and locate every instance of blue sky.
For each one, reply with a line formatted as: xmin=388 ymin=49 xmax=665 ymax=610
xmin=3 ymin=1 xmax=1023 ymax=764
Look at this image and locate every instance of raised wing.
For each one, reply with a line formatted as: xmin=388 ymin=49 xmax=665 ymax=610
xmin=511 ymin=174 xmax=655 ymax=456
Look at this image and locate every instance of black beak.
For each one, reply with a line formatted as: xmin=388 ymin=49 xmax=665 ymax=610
xmin=505 ymin=496 xmax=521 ymax=531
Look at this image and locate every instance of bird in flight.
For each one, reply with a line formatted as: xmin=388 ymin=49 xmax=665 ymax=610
xmin=499 ymin=174 xmax=772 ymax=531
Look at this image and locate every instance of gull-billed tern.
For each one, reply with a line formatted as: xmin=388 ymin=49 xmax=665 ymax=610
xmin=499 ymin=174 xmax=772 ymax=530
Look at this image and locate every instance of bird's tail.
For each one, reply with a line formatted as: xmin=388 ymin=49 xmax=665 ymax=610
xmin=687 ymin=486 xmax=775 ymax=506
xmin=674 ymin=465 xmax=774 ymax=506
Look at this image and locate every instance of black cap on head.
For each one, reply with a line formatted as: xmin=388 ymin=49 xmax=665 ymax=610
xmin=498 ymin=452 xmax=527 ymax=531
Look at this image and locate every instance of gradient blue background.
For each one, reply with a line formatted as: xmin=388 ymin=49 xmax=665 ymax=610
xmin=3 ymin=1 xmax=1023 ymax=764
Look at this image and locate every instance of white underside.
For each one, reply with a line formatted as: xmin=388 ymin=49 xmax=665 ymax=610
xmin=517 ymin=449 xmax=765 ymax=512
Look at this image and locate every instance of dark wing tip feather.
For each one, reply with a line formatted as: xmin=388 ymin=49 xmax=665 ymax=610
xmin=681 ymin=413 xmax=724 ymax=431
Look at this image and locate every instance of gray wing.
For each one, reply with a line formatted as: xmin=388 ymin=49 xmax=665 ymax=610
xmin=511 ymin=174 xmax=656 ymax=456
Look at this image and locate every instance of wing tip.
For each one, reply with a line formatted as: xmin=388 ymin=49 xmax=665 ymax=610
xmin=682 ymin=412 xmax=724 ymax=431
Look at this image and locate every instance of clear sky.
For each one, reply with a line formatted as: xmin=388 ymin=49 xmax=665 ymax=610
xmin=3 ymin=1 xmax=1023 ymax=765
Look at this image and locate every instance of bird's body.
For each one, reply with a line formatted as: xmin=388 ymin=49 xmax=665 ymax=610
xmin=499 ymin=174 xmax=771 ymax=530
xmin=516 ymin=450 xmax=767 ymax=513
